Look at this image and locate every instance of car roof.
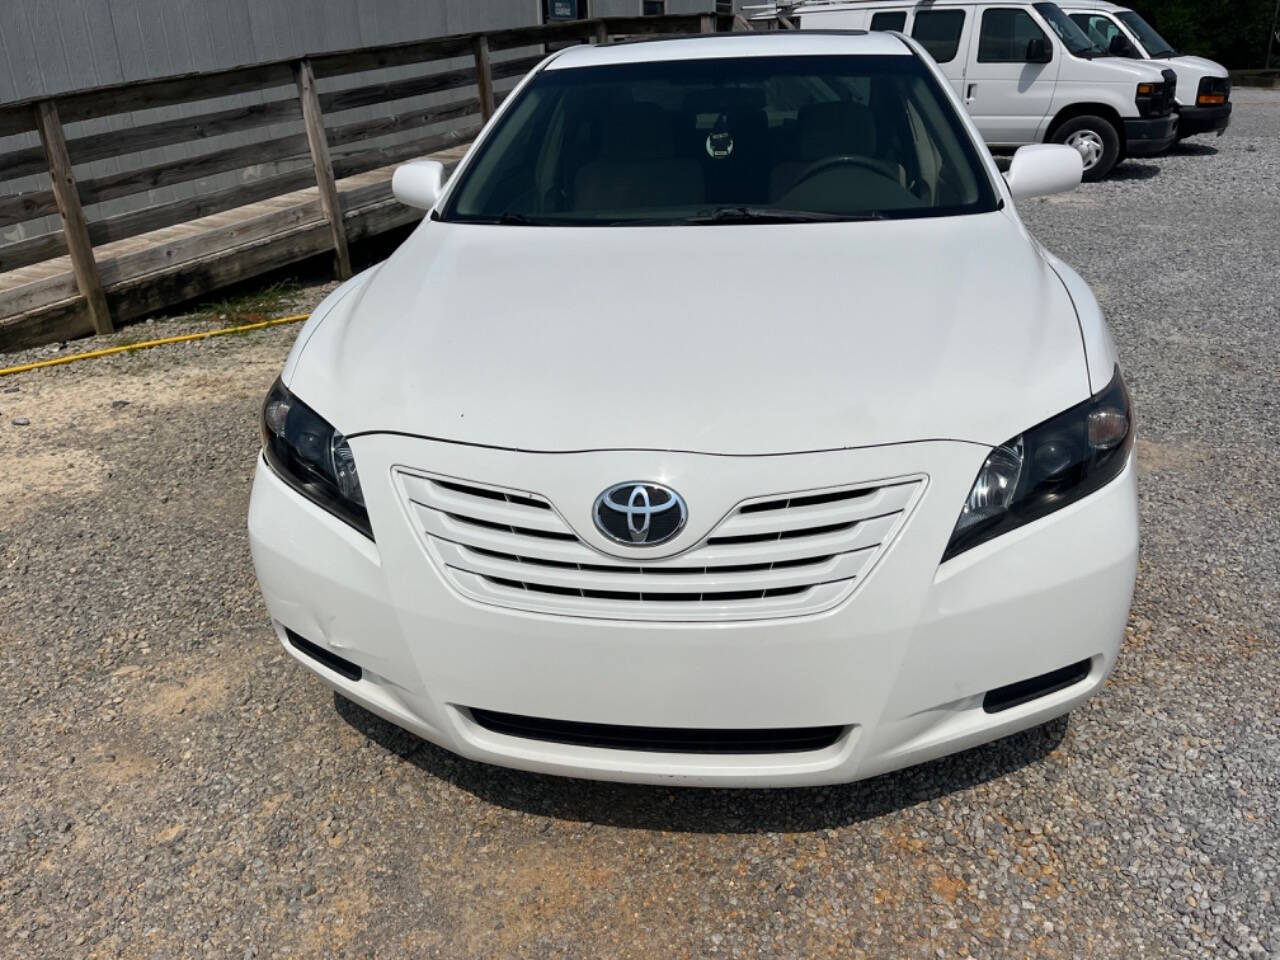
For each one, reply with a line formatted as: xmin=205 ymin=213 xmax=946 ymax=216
xmin=544 ymin=30 xmax=911 ymax=70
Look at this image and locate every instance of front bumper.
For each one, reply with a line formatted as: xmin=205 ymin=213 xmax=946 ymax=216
xmin=1124 ymin=114 xmax=1179 ymax=156
xmin=248 ymin=435 xmax=1139 ymax=787
xmin=1176 ymin=102 xmax=1233 ymax=138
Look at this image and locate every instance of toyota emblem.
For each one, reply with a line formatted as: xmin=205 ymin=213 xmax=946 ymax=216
xmin=593 ymin=483 xmax=687 ymax=546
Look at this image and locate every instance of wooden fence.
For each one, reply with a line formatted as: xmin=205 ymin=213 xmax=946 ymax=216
xmin=0 ymin=13 xmax=718 ymax=350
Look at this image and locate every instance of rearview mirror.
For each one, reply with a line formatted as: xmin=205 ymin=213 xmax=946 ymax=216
xmin=1108 ymin=33 xmax=1137 ymax=58
xmin=1004 ymin=144 xmax=1082 ymax=200
xmin=1025 ymin=37 xmax=1052 ymax=63
xmin=392 ymin=159 xmax=446 ymax=211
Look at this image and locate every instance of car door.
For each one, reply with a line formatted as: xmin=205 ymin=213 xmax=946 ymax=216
xmin=962 ymin=6 xmax=1061 ymax=145
xmin=907 ymin=7 xmax=972 ymax=99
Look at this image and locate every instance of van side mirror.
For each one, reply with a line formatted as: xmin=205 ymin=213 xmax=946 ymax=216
xmin=392 ymin=160 xmax=446 ymax=211
xmin=1108 ymin=33 xmax=1136 ymax=58
xmin=1025 ymin=37 xmax=1052 ymax=63
xmin=1004 ymin=144 xmax=1082 ymax=200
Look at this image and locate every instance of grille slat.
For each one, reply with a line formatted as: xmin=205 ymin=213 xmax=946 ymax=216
xmin=435 ymin=538 xmax=871 ymax=594
xmin=718 ymin=483 xmax=913 ymax=536
xmin=404 ymin=475 xmax=569 ymax=536
xmin=398 ymin=470 xmax=923 ymax=622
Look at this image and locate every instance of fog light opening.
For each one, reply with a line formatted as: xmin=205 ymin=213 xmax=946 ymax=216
xmin=285 ymin=628 xmax=363 ymax=682
xmin=982 ymin=659 xmax=1092 ymax=714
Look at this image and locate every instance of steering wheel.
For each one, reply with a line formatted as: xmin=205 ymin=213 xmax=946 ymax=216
xmin=783 ymin=154 xmax=901 ymax=193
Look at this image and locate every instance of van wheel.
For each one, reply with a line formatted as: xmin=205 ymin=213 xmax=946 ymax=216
xmin=1051 ymin=116 xmax=1121 ymax=181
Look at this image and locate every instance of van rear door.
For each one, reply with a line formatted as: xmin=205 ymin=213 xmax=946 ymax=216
xmin=962 ymin=6 xmax=1061 ymax=145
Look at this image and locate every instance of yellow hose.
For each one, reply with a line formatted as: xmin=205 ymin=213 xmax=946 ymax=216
xmin=0 ymin=313 xmax=309 ymax=378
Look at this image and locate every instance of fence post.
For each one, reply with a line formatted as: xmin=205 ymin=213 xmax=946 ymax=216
xmin=33 ymin=100 xmax=113 ymax=336
xmin=473 ymin=36 xmax=496 ymax=123
xmin=293 ymin=58 xmax=352 ymax=281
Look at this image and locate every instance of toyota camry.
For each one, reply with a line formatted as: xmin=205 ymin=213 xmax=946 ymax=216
xmin=249 ymin=31 xmax=1138 ymax=787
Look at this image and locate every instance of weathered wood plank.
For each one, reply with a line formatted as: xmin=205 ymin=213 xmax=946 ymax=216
xmin=0 ymin=298 xmax=94 ymax=352
xmin=108 ymin=222 xmax=332 ymax=323
xmin=54 ymin=63 xmax=297 ymax=126
xmin=331 ymin=126 xmax=481 ymax=182
xmin=473 ymin=36 xmax=496 ymax=123
xmin=0 ymin=131 xmax=315 ymax=227
xmin=344 ymin=197 xmax=421 ymax=243
xmin=309 ymin=37 xmax=476 ymax=80
xmin=0 ymin=200 xmax=326 ymax=317
xmin=0 ymin=190 xmax=60 ymax=229
xmin=76 ymin=132 xmax=312 ymax=208
xmin=484 ymin=19 xmax=597 ymax=51
xmin=294 ymin=58 xmax=352 ymax=281
xmin=318 ymin=64 xmax=477 ymax=115
xmin=326 ymin=100 xmax=480 ymax=153
xmin=318 ymin=56 xmax=536 ymax=116
xmin=0 ymin=106 xmax=39 ymax=139
xmin=89 ymin=169 xmax=319 ymax=248
xmin=0 ymin=231 xmax=67 ymax=274
xmin=1 ymin=98 xmax=303 ymax=182
xmin=34 ymin=101 xmax=113 ymax=335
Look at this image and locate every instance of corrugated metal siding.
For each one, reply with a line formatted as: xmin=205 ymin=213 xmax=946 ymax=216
xmin=0 ymin=0 xmax=546 ymax=243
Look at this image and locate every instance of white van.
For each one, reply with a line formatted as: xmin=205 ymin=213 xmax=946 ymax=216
xmin=1061 ymin=2 xmax=1231 ymax=140
xmin=781 ymin=0 xmax=1178 ymax=179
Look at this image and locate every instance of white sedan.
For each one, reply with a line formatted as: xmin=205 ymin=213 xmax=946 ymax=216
xmin=249 ymin=30 xmax=1138 ymax=787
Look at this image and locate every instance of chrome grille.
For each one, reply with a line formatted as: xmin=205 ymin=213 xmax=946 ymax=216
xmin=398 ymin=470 xmax=923 ymax=622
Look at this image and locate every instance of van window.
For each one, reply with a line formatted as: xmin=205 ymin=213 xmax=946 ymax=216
xmin=870 ymin=11 xmax=907 ymax=32
xmin=1069 ymin=13 xmax=1130 ymax=55
xmin=910 ymin=10 xmax=966 ymax=63
xmin=978 ymin=8 xmax=1050 ymax=63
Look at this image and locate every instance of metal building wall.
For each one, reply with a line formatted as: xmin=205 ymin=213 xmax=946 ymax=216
xmin=0 ymin=0 xmax=543 ymax=243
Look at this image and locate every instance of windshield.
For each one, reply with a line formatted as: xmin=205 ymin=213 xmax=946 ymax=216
xmin=1117 ymin=11 xmax=1177 ymax=58
xmin=440 ymin=54 xmax=999 ymax=226
xmin=1033 ymin=3 xmax=1104 ymax=57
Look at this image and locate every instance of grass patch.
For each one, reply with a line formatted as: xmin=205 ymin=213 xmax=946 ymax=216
xmin=191 ymin=280 xmax=305 ymax=327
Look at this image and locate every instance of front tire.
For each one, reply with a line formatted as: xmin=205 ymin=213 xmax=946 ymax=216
xmin=1051 ymin=115 xmax=1121 ymax=182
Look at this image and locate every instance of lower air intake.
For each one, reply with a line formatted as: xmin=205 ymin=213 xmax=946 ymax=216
xmin=982 ymin=659 xmax=1091 ymax=714
xmin=469 ymin=708 xmax=844 ymax=755
xmin=285 ymin=628 xmax=362 ymax=682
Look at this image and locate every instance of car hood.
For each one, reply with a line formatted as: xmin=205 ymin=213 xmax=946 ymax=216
xmin=288 ymin=211 xmax=1090 ymax=455
xmin=1156 ymin=55 xmax=1227 ymax=97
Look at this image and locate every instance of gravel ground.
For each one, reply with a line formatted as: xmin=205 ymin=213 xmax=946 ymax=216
xmin=1 ymin=91 xmax=1277 ymax=958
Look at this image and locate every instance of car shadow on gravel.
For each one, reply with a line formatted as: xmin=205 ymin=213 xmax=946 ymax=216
xmin=334 ymin=694 xmax=1068 ymax=834
xmin=1108 ymin=161 xmax=1162 ymax=181
xmin=1166 ymin=140 xmax=1219 ymax=157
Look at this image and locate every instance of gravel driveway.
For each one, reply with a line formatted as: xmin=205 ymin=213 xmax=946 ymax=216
xmin=1 ymin=90 xmax=1277 ymax=959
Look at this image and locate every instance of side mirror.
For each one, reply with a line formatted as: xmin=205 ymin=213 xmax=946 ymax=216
xmin=1004 ymin=144 xmax=1083 ymax=200
xmin=392 ymin=159 xmax=446 ymax=211
xmin=1108 ymin=34 xmax=1136 ymax=58
xmin=1025 ymin=37 xmax=1052 ymax=63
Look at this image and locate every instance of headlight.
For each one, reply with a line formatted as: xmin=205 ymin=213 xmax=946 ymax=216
xmin=1135 ymin=81 xmax=1168 ymax=117
xmin=943 ymin=367 xmax=1132 ymax=561
xmin=261 ymin=379 xmax=372 ymax=539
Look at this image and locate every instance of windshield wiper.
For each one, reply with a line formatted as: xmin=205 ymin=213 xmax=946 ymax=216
xmin=684 ymin=206 xmax=887 ymax=225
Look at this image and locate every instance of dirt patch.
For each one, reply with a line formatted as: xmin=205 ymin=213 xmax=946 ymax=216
xmin=1135 ymin=438 xmax=1192 ymax=477
xmin=134 ymin=668 xmax=232 ymax=721
xmin=0 ymin=448 xmax=108 ymax=518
